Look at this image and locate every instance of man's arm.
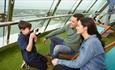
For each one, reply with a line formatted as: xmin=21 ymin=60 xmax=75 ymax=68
xmin=45 ymin=25 xmax=66 ymax=39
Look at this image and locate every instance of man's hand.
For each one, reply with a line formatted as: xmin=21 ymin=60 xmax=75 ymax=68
xmin=43 ymin=38 xmax=48 ymax=44
xmin=52 ymin=58 xmax=59 ymax=66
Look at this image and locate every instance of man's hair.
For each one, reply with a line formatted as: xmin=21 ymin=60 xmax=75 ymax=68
xmin=73 ymin=13 xmax=84 ymax=21
xmin=18 ymin=20 xmax=32 ymax=30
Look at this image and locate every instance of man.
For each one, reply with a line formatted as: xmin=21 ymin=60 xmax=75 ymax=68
xmin=44 ymin=13 xmax=84 ymax=58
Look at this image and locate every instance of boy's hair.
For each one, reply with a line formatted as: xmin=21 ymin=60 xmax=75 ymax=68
xmin=73 ymin=13 xmax=84 ymax=21
xmin=18 ymin=20 xmax=32 ymax=30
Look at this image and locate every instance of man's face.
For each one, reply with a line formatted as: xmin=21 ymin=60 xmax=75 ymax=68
xmin=69 ymin=16 xmax=78 ymax=28
xmin=21 ymin=28 xmax=31 ymax=35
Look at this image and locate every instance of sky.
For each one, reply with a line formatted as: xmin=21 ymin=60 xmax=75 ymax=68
xmin=0 ymin=0 xmax=106 ymax=12
xmin=0 ymin=0 xmax=77 ymax=9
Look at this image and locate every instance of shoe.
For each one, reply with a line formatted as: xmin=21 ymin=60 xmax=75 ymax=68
xmin=21 ymin=61 xmax=26 ymax=68
xmin=21 ymin=61 xmax=30 ymax=69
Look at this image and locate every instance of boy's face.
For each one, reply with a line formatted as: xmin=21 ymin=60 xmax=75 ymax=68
xmin=21 ymin=28 xmax=31 ymax=35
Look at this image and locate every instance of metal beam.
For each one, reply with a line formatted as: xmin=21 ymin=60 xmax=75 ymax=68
xmin=44 ymin=0 xmax=61 ymax=32
xmin=86 ymin=0 xmax=98 ymax=13
xmin=98 ymin=3 xmax=108 ymax=13
xmin=2 ymin=0 xmax=7 ymax=46
xmin=39 ymin=0 xmax=55 ymax=28
xmin=69 ymin=0 xmax=78 ymax=12
xmin=0 ymin=14 xmax=74 ymax=27
xmin=6 ymin=0 xmax=15 ymax=44
xmin=63 ymin=0 xmax=83 ymax=25
xmin=72 ymin=0 xmax=83 ymax=13
xmin=0 ymin=13 xmax=97 ymax=27
xmin=48 ymin=0 xmax=55 ymax=14
xmin=94 ymin=2 xmax=108 ymax=20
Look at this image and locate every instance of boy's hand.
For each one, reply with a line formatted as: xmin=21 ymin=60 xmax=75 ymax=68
xmin=30 ymin=32 xmax=37 ymax=41
xmin=43 ymin=38 xmax=48 ymax=44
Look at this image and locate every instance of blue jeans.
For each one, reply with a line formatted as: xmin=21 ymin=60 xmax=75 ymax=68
xmin=49 ymin=36 xmax=74 ymax=58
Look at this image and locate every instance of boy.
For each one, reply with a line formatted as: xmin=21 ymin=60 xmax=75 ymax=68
xmin=18 ymin=20 xmax=47 ymax=70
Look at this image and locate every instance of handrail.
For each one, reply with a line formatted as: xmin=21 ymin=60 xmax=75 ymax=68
xmin=0 ymin=14 xmax=73 ymax=27
xmin=0 ymin=13 xmax=103 ymax=47
xmin=0 ymin=13 xmax=99 ymax=27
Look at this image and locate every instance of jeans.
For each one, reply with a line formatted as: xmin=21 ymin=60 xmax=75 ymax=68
xmin=49 ymin=36 xmax=74 ymax=58
xmin=26 ymin=54 xmax=48 ymax=70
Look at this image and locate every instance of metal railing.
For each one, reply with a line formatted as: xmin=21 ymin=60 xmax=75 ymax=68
xmin=0 ymin=13 xmax=99 ymax=27
xmin=0 ymin=13 xmax=100 ymax=47
xmin=0 ymin=14 xmax=74 ymax=47
xmin=0 ymin=14 xmax=73 ymax=27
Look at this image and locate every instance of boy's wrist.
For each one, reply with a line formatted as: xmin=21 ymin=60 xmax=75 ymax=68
xmin=29 ymin=36 xmax=34 ymax=40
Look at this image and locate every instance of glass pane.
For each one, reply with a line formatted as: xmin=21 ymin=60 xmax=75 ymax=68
xmin=30 ymin=19 xmax=49 ymax=33
xmin=49 ymin=0 xmax=59 ymax=12
xmin=13 ymin=0 xmax=55 ymax=21
xmin=45 ymin=17 xmax=68 ymax=31
xmin=84 ymin=0 xmax=96 ymax=12
xmin=55 ymin=0 xmax=77 ymax=15
xmin=14 ymin=0 xmax=54 ymax=10
xmin=99 ymin=6 xmax=109 ymax=24
xmin=89 ymin=0 xmax=107 ymax=13
xmin=0 ymin=27 xmax=7 ymax=48
xmin=9 ymin=25 xmax=19 ymax=44
xmin=76 ymin=0 xmax=95 ymax=12
xmin=71 ymin=0 xmax=82 ymax=12
xmin=0 ymin=27 xmax=3 ymax=37
xmin=39 ymin=19 xmax=50 ymax=32
xmin=98 ymin=0 xmax=115 ymax=24
xmin=10 ymin=24 xmax=19 ymax=34
xmin=0 ymin=0 xmax=8 ymax=13
xmin=0 ymin=0 xmax=5 ymax=13
xmin=13 ymin=0 xmax=58 ymax=34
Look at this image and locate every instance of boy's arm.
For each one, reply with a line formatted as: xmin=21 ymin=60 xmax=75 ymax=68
xmin=26 ymin=33 xmax=37 ymax=52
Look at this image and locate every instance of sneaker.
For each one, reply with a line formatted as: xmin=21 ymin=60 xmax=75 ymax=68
xmin=21 ymin=61 xmax=30 ymax=69
xmin=21 ymin=61 xmax=26 ymax=68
